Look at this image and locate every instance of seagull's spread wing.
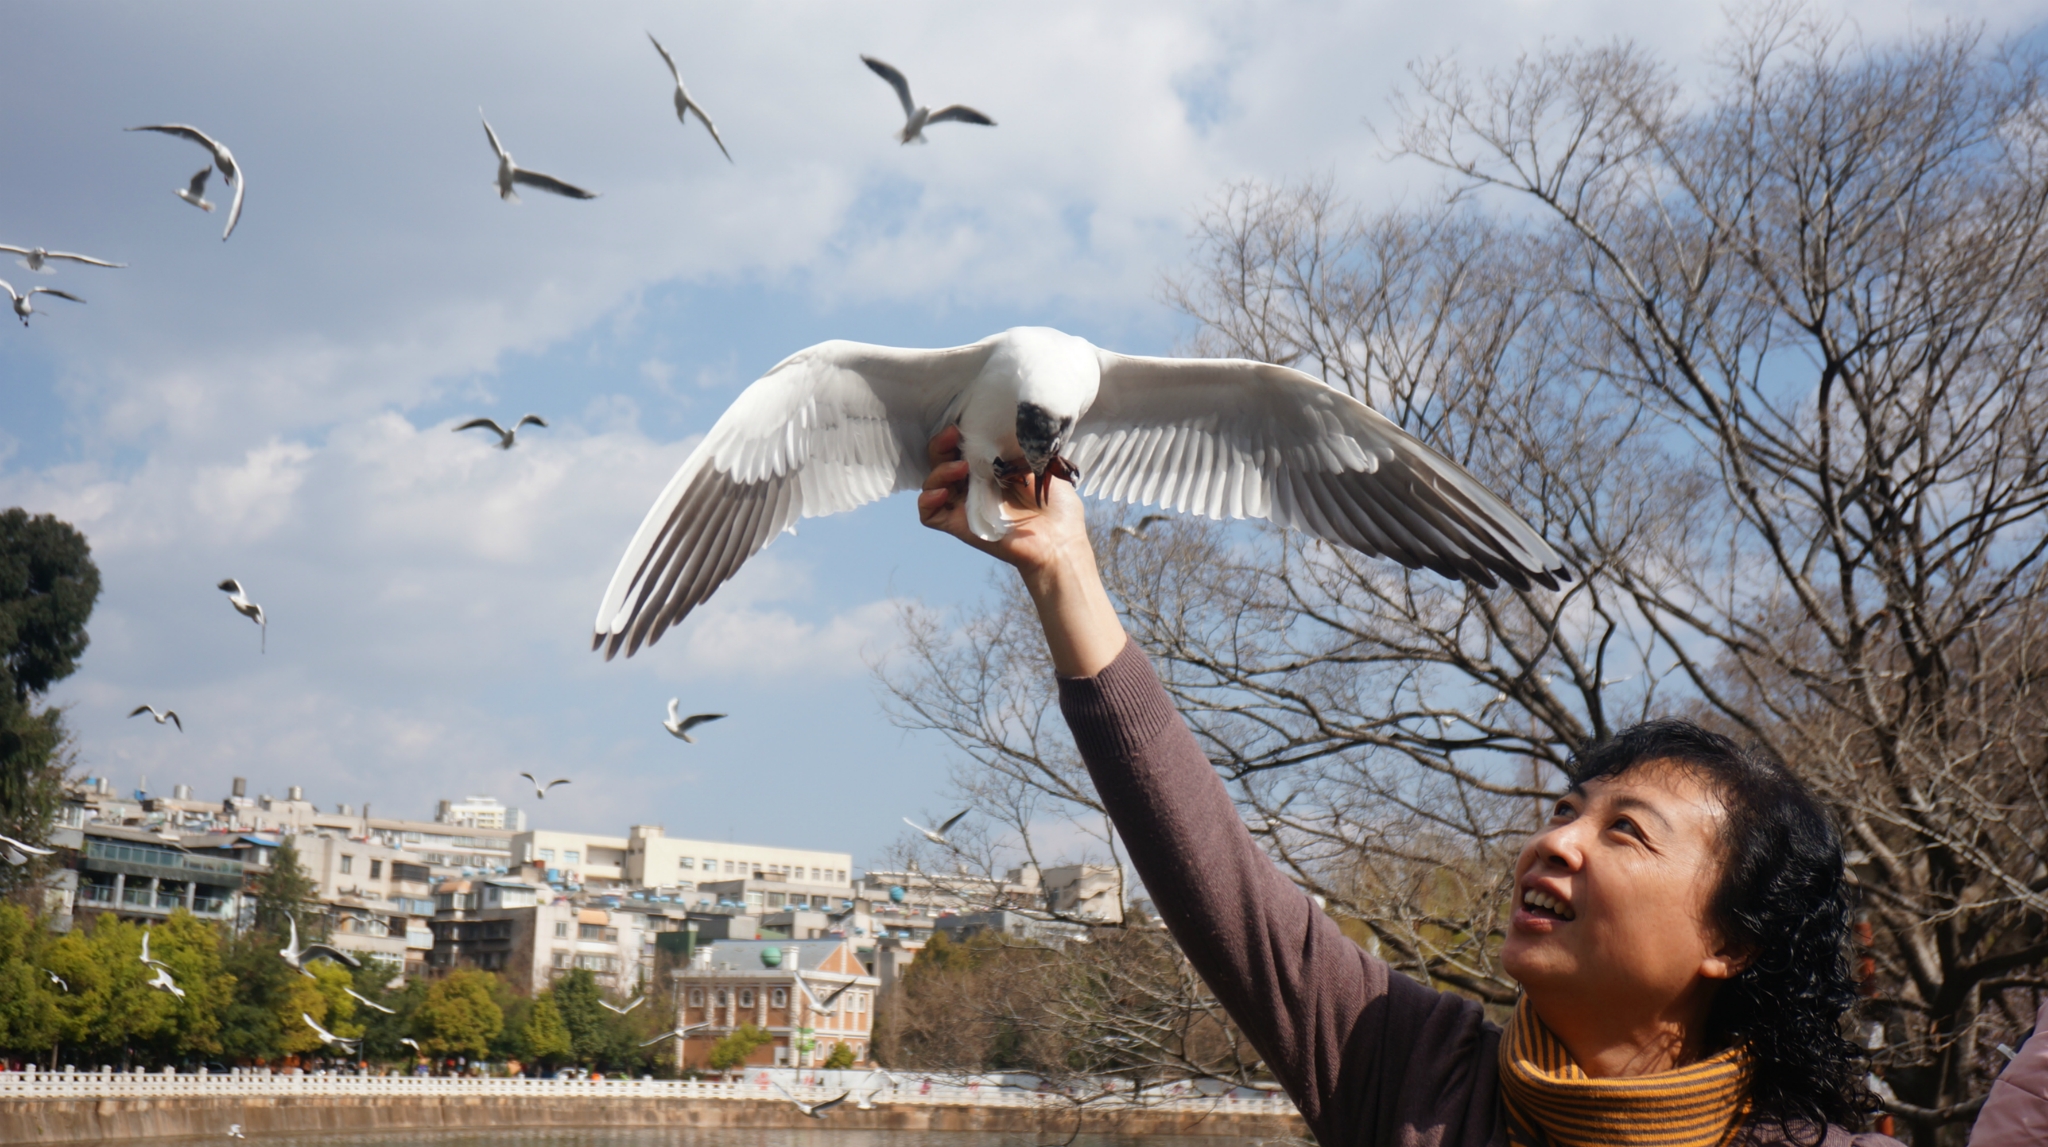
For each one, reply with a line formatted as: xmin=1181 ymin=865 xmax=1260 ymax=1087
xmin=679 ymin=713 xmax=725 ymax=732
xmin=694 ymin=108 xmax=733 ymax=164
xmin=301 ymin=944 xmax=363 ymax=968
xmin=510 ymin=169 xmax=599 ymax=200
xmin=0 ymin=833 xmax=53 ymax=856
xmin=188 ymin=166 xmax=213 ymax=196
xmin=544 ymin=778 xmax=570 ymax=792
xmin=927 ymin=105 xmax=994 ymax=127
xmin=902 ymin=817 xmax=932 ymax=837
xmin=861 ymin=56 xmax=917 ymax=119
xmin=48 ymin=251 xmax=125 ymax=268
xmin=345 ymin=987 xmax=396 ymax=1013
xmin=666 ymin=698 xmax=681 ymax=722
xmin=456 ymin=418 xmax=508 ymax=437
xmin=166 ymin=711 xmax=182 ymax=731
xmin=127 ymin=124 xmax=224 ymax=153
xmin=129 ymin=705 xmax=153 ymax=718
xmin=937 ymin=809 xmax=969 ymax=834
xmin=219 ymin=578 xmax=244 ymax=595
xmin=1075 ymin=352 xmax=1570 ymax=591
xmin=812 ymin=1092 xmax=852 ymax=1115
xmin=593 ymin=337 xmax=996 ymax=658
xmin=648 ymin=32 xmax=682 ymax=82
xmin=0 ymin=246 xmax=24 ymax=257
xmin=516 ymin=414 xmax=548 ymax=430
xmin=221 ymin=166 xmax=245 ymax=241
xmin=480 ymin=114 xmax=509 ymax=162
xmin=33 ymin=288 xmax=84 ymax=304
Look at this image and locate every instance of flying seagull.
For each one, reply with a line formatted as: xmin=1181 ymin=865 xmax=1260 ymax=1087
xmin=217 ymin=579 xmax=266 ymax=653
xmin=904 ymin=811 xmax=968 ymax=848
xmin=480 ymin=111 xmax=598 ymax=202
xmin=797 ymin=973 xmax=856 ymax=1015
xmin=772 ymin=1080 xmax=851 ymax=1119
xmin=0 ymin=245 xmax=125 ymax=273
xmin=0 ymin=832 xmax=54 ymax=866
xmin=227 ymin=1125 xmax=245 ymax=1139
xmin=301 ymin=1012 xmax=359 ymax=1052
xmin=1 ymin=280 xmax=82 ymax=327
xmin=399 ymin=1037 xmax=422 ymax=1053
xmin=148 ymin=965 xmax=186 ymax=998
xmin=598 ymin=996 xmax=645 ymax=1015
xmin=280 ymin=914 xmax=362 ymax=974
xmin=861 ymin=56 xmax=995 ymax=144
xmin=141 ymin=928 xmax=171 ymax=969
xmin=128 ymin=705 xmax=184 ymax=732
xmin=641 ymin=1021 xmax=709 ymax=1047
xmin=590 ymin=327 xmax=1569 ymax=659
xmin=344 ymin=987 xmax=396 ymax=1015
xmin=1112 ymin=514 xmax=1170 ymax=540
xmin=854 ymin=1069 xmax=895 ymax=1110
xmin=126 ymin=124 xmax=245 ymax=240
xmin=520 ymin=773 xmax=570 ymax=799
xmin=662 ymin=700 xmax=725 ymax=742
xmin=648 ymin=33 xmax=731 ymax=163
xmin=45 ymin=969 xmax=68 ymax=991
xmin=178 ymin=166 xmax=216 ymax=212
xmin=454 ymin=415 xmax=546 ymax=449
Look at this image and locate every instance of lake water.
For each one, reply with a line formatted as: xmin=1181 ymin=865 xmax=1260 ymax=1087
xmin=79 ymin=1131 xmax=1275 ymax=1147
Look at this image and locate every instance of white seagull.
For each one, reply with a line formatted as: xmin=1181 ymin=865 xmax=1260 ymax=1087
xmin=861 ymin=56 xmax=995 ymax=144
xmin=1112 ymin=514 xmax=1169 ymax=540
xmin=126 ymin=124 xmax=246 ymax=240
xmin=344 ymin=987 xmax=396 ymax=1015
xmin=399 ymin=1037 xmax=423 ymax=1054
xmin=904 ymin=811 xmax=968 ymax=848
xmin=854 ymin=1069 xmax=895 ymax=1110
xmin=45 ymin=969 xmax=68 ymax=991
xmin=771 ymin=1080 xmax=852 ymax=1119
xmin=662 ymin=701 xmax=725 ymax=742
xmin=2 ymin=280 xmax=83 ymax=327
xmin=641 ymin=1021 xmax=709 ymax=1047
xmin=217 ymin=578 xmax=266 ymax=653
xmin=0 ymin=245 xmax=125 ymax=273
xmin=520 ymin=772 xmax=570 ymax=799
xmin=590 ymin=327 xmax=1569 ymax=659
xmin=301 ymin=1012 xmax=359 ymax=1052
xmin=148 ymin=964 xmax=186 ymax=999
xmin=141 ymin=928 xmax=171 ymax=969
xmin=454 ymin=414 xmax=546 ymax=449
xmin=598 ymin=996 xmax=644 ymax=1015
xmin=280 ymin=914 xmax=362 ymax=974
xmin=128 ymin=705 xmax=184 ymax=732
xmin=797 ymin=973 xmax=856 ymax=1014
xmin=648 ymin=33 xmax=731 ymax=163
xmin=480 ymin=111 xmax=598 ymax=202
xmin=178 ymin=166 xmax=216 ymax=212
xmin=0 ymin=832 xmax=54 ymax=866
xmin=226 ymin=1125 xmax=245 ymax=1139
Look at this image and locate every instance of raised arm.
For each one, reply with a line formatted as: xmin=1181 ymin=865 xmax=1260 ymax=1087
xmin=915 ymin=429 xmax=1503 ymax=1145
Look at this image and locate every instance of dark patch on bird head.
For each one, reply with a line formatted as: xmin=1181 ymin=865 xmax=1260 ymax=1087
xmin=1016 ymin=402 xmax=1080 ymax=506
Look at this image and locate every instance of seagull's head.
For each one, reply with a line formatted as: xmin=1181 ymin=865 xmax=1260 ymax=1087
xmin=1000 ymin=328 xmax=1099 ymax=506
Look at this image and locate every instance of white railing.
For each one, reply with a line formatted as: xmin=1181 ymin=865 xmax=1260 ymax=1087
xmin=0 ymin=1070 xmax=1297 ymax=1115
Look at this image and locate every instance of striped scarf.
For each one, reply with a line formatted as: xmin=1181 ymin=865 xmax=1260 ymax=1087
xmin=1497 ymin=998 xmax=1752 ymax=1147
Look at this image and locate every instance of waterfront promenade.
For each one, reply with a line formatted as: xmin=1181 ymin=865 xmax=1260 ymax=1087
xmin=0 ymin=1070 xmax=1304 ymax=1144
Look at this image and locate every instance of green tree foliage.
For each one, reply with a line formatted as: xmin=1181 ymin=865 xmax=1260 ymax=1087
xmin=411 ymin=968 xmax=502 ymax=1059
xmin=0 ymin=903 xmax=61 ymax=1062
xmin=0 ymin=509 xmax=100 ymax=895
xmin=248 ymin=838 xmax=320 ymax=939
xmin=346 ymin=957 xmax=412 ymax=1061
xmin=823 ymin=1041 xmax=856 ymax=1070
xmin=706 ymin=1022 xmax=773 ymax=1072
xmin=278 ymin=959 xmax=359 ymax=1058
xmin=549 ymin=968 xmax=638 ymax=1069
xmin=518 ymin=994 xmax=573 ymax=1066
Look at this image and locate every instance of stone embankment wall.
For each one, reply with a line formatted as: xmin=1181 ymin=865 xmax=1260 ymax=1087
xmin=0 ymin=1095 xmax=1303 ymax=1143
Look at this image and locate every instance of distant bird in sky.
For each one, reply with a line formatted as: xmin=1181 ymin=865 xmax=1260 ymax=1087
xmin=590 ymin=327 xmax=1570 ymax=659
xmin=861 ymin=56 xmax=994 ymax=144
xmin=598 ymin=995 xmax=644 ymax=1015
xmin=0 ymin=245 xmax=125 ymax=273
xmin=480 ymin=112 xmax=598 ymax=202
xmin=454 ymin=414 xmax=546 ymax=450
xmin=1112 ymin=514 xmax=1169 ymax=540
xmin=772 ymin=1080 xmax=851 ymax=1119
xmin=520 ymin=773 xmax=570 ymax=799
xmin=0 ymin=832 xmax=54 ymax=866
xmin=279 ymin=914 xmax=361 ymax=975
xmin=226 ymin=1125 xmax=245 ymax=1139
xmin=217 ymin=578 xmax=266 ymax=653
xmin=126 ymin=124 xmax=246 ymax=240
xmin=44 ymin=969 xmax=67 ymax=992
xmin=128 ymin=705 xmax=184 ymax=731
xmin=641 ymin=1021 xmax=709 ymax=1047
xmin=177 ymin=166 xmax=216 ymax=212
xmin=662 ymin=701 xmax=725 ymax=743
xmin=904 ymin=810 xmax=968 ymax=848
xmin=854 ymin=1069 xmax=895 ymax=1109
xmin=301 ymin=1012 xmax=358 ymax=1052
xmin=648 ymin=33 xmax=731 ymax=163
xmin=148 ymin=965 xmax=186 ymax=998
xmin=2 ymin=280 xmax=83 ymax=327
xmin=344 ymin=987 xmax=396 ymax=1015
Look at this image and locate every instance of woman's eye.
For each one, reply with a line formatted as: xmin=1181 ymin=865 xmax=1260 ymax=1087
xmin=1612 ymin=818 xmax=1642 ymax=839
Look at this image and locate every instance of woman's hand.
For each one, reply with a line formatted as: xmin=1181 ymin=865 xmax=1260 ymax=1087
xmin=917 ymin=425 xmax=1127 ymax=677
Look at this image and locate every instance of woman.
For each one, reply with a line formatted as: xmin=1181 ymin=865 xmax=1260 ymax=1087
xmin=915 ymin=427 xmax=1896 ymax=1147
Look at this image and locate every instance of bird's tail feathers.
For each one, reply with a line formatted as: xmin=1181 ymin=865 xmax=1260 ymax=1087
xmin=965 ymin=477 xmax=1012 ymax=544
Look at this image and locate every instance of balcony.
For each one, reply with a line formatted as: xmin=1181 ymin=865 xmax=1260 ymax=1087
xmin=83 ymin=839 xmax=244 ymax=886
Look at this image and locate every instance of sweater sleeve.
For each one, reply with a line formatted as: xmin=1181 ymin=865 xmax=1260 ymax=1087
xmin=1969 ymin=1000 xmax=2048 ymax=1147
xmin=1060 ymin=639 xmax=1506 ymax=1147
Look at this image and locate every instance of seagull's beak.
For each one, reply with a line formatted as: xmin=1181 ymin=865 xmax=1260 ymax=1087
xmin=1032 ymin=454 xmax=1080 ymax=508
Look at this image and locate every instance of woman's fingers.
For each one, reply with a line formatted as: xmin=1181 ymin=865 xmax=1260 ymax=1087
xmin=927 ymin=424 xmax=963 ymax=466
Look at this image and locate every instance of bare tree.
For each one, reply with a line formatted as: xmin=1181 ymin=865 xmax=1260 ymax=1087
xmin=880 ymin=11 xmax=2048 ymax=1145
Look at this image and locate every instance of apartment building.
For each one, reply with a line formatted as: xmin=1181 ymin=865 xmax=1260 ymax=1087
xmin=669 ymin=939 xmax=879 ymax=1070
xmin=857 ymin=864 xmax=1123 ymax=923
xmin=290 ymin=830 xmax=438 ymax=974
xmin=52 ymin=823 xmax=246 ymax=932
xmin=436 ymin=795 xmax=526 ymax=831
xmin=512 ymin=825 xmax=854 ymax=898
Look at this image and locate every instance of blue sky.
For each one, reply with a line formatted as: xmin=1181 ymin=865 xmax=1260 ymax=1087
xmin=4 ymin=0 xmax=2040 ymax=871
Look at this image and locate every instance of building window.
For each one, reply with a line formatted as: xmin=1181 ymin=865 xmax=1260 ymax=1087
xmin=689 ymin=988 xmax=704 ymax=1007
xmin=565 ymin=850 xmax=581 ymax=864
xmin=339 ymin=855 xmax=354 ymax=874
xmin=369 ymin=859 xmax=382 ymax=879
xmin=680 ymin=857 xmax=695 ymax=869
xmin=724 ymin=860 xmax=735 ymax=874
xmin=552 ymin=951 xmax=569 ymax=968
xmin=714 ymin=989 xmax=728 ymax=1006
xmin=738 ymin=989 xmax=755 ymax=1008
xmin=554 ymin=922 xmax=569 ymax=938
xmin=579 ymin=923 xmax=609 ymax=941
xmin=771 ymin=988 xmax=788 ymax=1007
xmin=539 ymin=848 xmax=556 ymax=862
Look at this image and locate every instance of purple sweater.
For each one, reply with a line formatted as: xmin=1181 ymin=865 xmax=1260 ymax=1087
xmin=1059 ymin=640 xmax=1900 ymax=1147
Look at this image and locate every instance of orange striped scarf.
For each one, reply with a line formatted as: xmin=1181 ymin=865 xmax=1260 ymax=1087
xmin=1497 ymin=998 xmax=1752 ymax=1147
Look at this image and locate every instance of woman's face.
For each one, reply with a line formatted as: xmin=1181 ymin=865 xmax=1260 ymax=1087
xmin=1502 ymin=760 xmax=1744 ymax=1021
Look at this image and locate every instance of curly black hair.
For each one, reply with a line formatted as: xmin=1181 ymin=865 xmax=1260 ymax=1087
xmin=1569 ymin=720 xmax=1873 ymax=1142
